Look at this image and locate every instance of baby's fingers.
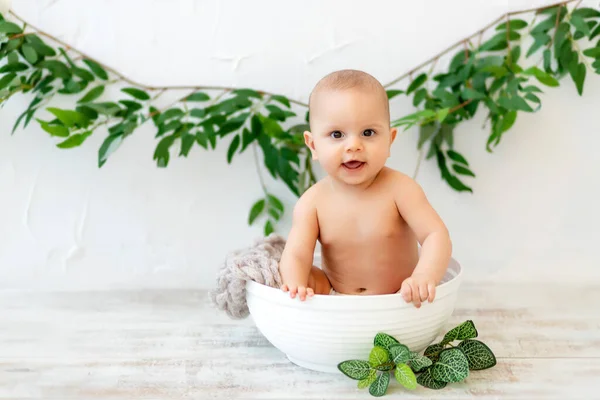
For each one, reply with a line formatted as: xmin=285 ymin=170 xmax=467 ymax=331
xmin=289 ymin=286 xmax=298 ymax=299
xmin=306 ymin=288 xmax=314 ymax=298
xmin=400 ymin=280 xmax=413 ymax=303
xmin=427 ymin=283 xmax=436 ymax=303
xmin=281 ymin=284 xmax=289 ymax=292
xmin=298 ymin=286 xmax=307 ymax=301
xmin=418 ymin=284 xmax=429 ymax=303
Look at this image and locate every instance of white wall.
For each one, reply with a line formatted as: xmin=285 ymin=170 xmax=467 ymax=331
xmin=1 ymin=0 xmax=599 ymax=291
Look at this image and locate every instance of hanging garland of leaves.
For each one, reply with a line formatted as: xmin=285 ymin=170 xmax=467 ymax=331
xmin=1 ymin=2 xmax=599 ymax=235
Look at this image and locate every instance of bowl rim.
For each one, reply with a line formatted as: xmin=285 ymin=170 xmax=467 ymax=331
xmin=246 ymin=257 xmax=463 ymax=309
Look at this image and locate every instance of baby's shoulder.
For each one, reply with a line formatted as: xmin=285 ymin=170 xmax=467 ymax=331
xmin=293 ymin=179 xmax=324 ymax=211
xmin=378 ymin=167 xmax=415 ymax=188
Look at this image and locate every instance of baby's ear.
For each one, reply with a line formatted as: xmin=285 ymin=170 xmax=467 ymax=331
xmin=390 ymin=127 xmax=398 ymax=143
xmin=304 ymin=131 xmax=318 ymax=160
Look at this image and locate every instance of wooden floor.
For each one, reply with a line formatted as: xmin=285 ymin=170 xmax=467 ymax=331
xmin=0 ymin=283 xmax=598 ymax=399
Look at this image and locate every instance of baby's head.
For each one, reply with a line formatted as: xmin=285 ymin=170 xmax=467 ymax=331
xmin=304 ymin=69 xmax=397 ymax=187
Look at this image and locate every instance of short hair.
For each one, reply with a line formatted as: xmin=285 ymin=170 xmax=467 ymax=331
xmin=308 ymin=69 xmax=389 ymax=125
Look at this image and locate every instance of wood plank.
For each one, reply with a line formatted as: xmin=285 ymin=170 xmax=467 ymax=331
xmin=0 ymin=283 xmax=598 ymax=398
xmin=0 ymin=358 xmax=598 ymax=399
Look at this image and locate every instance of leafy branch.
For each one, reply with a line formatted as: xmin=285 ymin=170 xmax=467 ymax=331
xmin=1 ymin=1 xmax=599 ymax=233
xmin=337 ymin=320 xmax=496 ymax=397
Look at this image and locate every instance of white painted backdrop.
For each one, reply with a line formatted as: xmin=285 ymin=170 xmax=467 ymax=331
xmin=1 ymin=0 xmax=598 ymax=291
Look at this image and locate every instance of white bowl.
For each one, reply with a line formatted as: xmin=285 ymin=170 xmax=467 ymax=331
xmin=246 ymin=257 xmax=463 ymax=373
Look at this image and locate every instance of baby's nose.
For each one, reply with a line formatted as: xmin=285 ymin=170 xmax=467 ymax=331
xmin=346 ymin=136 xmax=363 ymax=151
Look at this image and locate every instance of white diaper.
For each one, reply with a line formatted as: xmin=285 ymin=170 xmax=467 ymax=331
xmin=329 ymin=288 xmax=350 ymax=296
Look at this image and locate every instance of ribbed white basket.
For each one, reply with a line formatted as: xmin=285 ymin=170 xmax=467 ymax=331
xmin=246 ymin=257 xmax=463 ymax=373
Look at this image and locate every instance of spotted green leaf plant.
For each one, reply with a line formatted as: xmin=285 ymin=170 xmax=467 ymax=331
xmin=337 ymin=320 xmax=496 ymax=396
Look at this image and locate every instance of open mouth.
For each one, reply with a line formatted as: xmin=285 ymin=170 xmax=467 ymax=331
xmin=342 ymin=160 xmax=365 ymax=170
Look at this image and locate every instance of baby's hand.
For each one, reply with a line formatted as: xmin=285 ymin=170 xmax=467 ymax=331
xmin=400 ymin=274 xmax=436 ymax=308
xmin=281 ymin=283 xmax=314 ymax=301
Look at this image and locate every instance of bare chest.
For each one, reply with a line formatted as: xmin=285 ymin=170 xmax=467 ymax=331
xmin=317 ymin=197 xmax=406 ymax=245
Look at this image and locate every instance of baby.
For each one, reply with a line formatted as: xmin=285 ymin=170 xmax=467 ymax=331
xmin=278 ymin=69 xmax=452 ymax=308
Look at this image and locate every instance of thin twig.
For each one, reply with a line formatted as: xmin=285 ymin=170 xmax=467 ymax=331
xmin=252 ymin=142 xmax=268 ymax=194
xmin=382 ymin=0 xmax=577 ymax=88
xmin=7 ymin=10 xmax=308 ymax=108
xmin=412 ymin=147 xmax=425 ymax=180
xmin=8 ymin=1 xmax=578 ymax=105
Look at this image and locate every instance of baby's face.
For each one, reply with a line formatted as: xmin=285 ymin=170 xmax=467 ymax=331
xmin=305 ymin=87 xmax=397 ymax=187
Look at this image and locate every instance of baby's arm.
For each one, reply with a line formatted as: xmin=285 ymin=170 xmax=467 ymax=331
xmin=279 ymin=188 xmax=320 ymax=301
xmin=394 ymin=173 xmax=452 ymax=307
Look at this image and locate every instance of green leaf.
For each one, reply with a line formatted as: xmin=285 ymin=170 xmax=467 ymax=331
xmin=461 ymin=88 xmax=485 ymax=100
xmin=583 ymin=47 xmax=600 ymax=58
xmin=416 ymin=368 xmax=447 ymax=390
xmin=153 ymin=135 xmax=176 ymax=167
xmin=453 ymin=164 xmax=476 ymax=177
xmin=406 ymin=73 xmax=427 ymax=94
xmin=424 ymin=343 xmax=444 ymax=363
xmin=56 ymin=130 xmax=92 ymax=149
xmin=180 ymin=133 xmax=195 ymax=157
xmin=0 ymin=62 xmax=29 ymax=73
xmin=369 ymin=346 xmax=390 ymax=368
xmin=121 ymin=87 xmax=150 ymax=101
xmin=158 ymin=108 xmax=184 ymax=124
xmin=447 ymin=149 xmax=469 ymax=166
xmin=570 ymin=15 xmax=591 ymax=37
xmin=437 ymin=107 xmax=450 ymax=122
xmin=47 ymin=107 xmax=90 ymax=128
xmin=369 ymin=372 xmax=390 ymax=397
xmin=522 ymin=66 xmax=559 ymax=87
xmin=418 ymin=123 xmax=438 ymax=149
xmin=569 ymin=62 xmax=586 ymax=96
xmin=22 ymin=43 xmax=38 ymax=64
xmin=38 ymin=60 xmax=72 ymax=79
xmin=227 ymin=134 xmax=240 ymax=163
xmin=37 ymin=119 xmax=69 ymax=137
xmin=509 ymin=96 xmax=534 ymax=112
xmin=442 ymin=320 xmax=478 ymax=344
xmin=408 ymin=352 xmax=433 ymax=373
xmin=78 ymin=85 xmax=104 ymax=103
xmin=436 ymin=149 xmax=473 ymax=193
xmin=248 ymin=199 xmax=265 ymax=225
xmin=267 ymin=194 xmax=284 ymax=213
xmin=72 ymin=67 xmax=94 ymax=82
xmin=25 ymin=35 xmax=56 ymax=57
xmin=264 ymin=219 xmax=274 ymax=236
xmin=185 ymin=91 xmax=210 ymax=102
xmin=98 ymin=134 xmax=123 ymax=167
xmin=531 ymin=17 xmax=556 ymax=34
xmin=82 ymin=59 xmax=108 ymax=80
xmin=590 ymin=23 xmax=600 ymax=39
xmin=357 ymin=369 xmax=377 ymax=389
xmin=271 ymin=94 xmax=291 ymax=108
xmin=373 ymin=333 xmax=400 ymax=352
xmin=524 ymin=92 xmax=541 ymax=110
xmin=431 ymin=348 xmax=470 ymax=383
xmin=572 ymin=7 xmax=600 ymax=19
xmin=394 ymin=363 xmax=417 ymax=389
xmin=509 ymin=45 xmax=521 ymax=65
xmin=389 ymin=344 xmax=411 ymax=364
xmin=0 ymin=72 xmax=16 ymax=90
xmin=522 ymin=85 xmax=543 ymax=93
xmin=233 ymin=88 xmax=262 ymax=99
xmin=495 ymin=19 xmax=528 ymax=30
xmin=386 ymin=89 xmax=404 ymax=99
xmin=458 ymin=339 xmax=497 ymax=370
xmin=526 ymin=33 xmax=551 ymax=57
xmin=0 ymin=21 xmax=22 ymax=34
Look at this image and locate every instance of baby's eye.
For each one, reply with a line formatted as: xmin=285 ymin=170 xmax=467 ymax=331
xmin=363 ymin=129 xmax=376 ymax=137
xmin=330 ymin=131 xmax=343 ymax=139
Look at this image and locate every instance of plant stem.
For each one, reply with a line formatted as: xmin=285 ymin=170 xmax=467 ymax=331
xmin=382 ymin=0 xmax=578 ymax=89
xmin=7 ymin=10 xmax=308 ymax=108
xmin=252 ymin=141 xmax=269 ymax=195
